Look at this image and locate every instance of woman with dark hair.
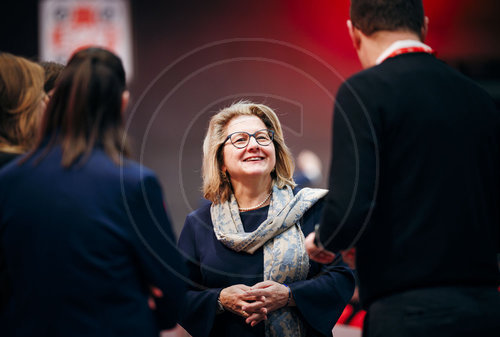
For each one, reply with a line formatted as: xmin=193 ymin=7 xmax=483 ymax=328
xmin=0 ymin=47 xmax=186 ymax=337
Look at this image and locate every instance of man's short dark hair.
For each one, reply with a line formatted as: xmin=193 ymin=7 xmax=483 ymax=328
xmin=350 ymin=0 xmax=424 ymax=36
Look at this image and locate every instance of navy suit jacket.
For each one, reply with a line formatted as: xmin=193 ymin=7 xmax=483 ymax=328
xmin=0 ymin=145 xmax=186 ymax=337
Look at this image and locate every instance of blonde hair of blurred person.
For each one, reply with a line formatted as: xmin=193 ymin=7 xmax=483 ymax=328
xmin=202 ymin=101 xmax=296 ymax=203
xmin=0 ymin=52 xmax=46 ymax=155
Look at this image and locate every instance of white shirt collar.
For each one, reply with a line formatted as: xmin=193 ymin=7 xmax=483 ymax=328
xmin=375 ymin=40 xmax=433 ymax=65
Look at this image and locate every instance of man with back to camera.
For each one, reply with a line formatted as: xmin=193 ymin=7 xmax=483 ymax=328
xmin=305 ymin=0 xmax=500 ymax=336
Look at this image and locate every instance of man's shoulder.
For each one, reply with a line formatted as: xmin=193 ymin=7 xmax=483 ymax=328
xmin=341 ymin=53 xmax=490 ymax=100
xmin=343 ymin=67 xmax=377 ymax=86
xmin=339 ymin=64 xmax=390 ymax=98
xmin=342 ymin=54 xmax=424 ymax=87
xmin=334 ymin=68 xmax=384 ymax=110
xmin=346 ymin=53 xmax=440 ymax=81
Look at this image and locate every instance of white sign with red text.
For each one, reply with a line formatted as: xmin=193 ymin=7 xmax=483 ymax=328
xmin=39 ymin=0 xmax=133 ymax=80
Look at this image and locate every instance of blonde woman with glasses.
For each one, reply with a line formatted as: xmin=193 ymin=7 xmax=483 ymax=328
xmin=178 ymin=101 xmax=355 ymax=337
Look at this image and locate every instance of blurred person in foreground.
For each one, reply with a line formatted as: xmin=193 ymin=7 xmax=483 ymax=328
xmin=306 ymin=0 xmax=500 ymax=336
xmin=0 ymin=52 xmax=47 ymax=167
xmin=0 ymin=47 xmax=186 ymax=337
xmin=177 ymin=101 xmax=355 ymax=337
xmin=0 ymin=52 xmax=47 ymax=312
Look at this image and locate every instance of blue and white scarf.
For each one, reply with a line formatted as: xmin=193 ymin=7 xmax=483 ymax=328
xmin=211 ymin=184 xmax=327 ymax=337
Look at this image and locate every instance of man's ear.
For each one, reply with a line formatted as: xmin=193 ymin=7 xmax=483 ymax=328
xmin=421 ymin=16 xmax=429 ymax=42
xmin=347 ymin=20 xmax=362 ymax=50
xmin=121 ymin=90 xmax=130 ymax=115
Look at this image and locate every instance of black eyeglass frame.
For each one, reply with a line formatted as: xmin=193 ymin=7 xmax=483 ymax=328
xmin=223 ymin=129 xmax=275 ymax=149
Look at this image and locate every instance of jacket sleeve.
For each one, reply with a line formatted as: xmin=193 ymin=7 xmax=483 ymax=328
xmin=177 ymin=214 xmax=221 ymax=337
xmin=319 ymin=80 xmax=379 ymax=251
xmin=125 ymin=173 xmax=188 ymax=330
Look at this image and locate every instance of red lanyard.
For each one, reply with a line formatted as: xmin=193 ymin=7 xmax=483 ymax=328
xmin=381 ymin=46 xmax=435 ymax=63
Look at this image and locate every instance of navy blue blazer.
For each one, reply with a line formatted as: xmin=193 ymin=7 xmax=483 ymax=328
xmin=178 ymin=197 xmax=355 ymax=337
xmin=0 ymin=145 xmax=187 ymax=337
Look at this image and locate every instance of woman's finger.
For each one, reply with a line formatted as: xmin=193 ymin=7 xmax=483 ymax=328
xmin=245 ymin=313 xmax=267 ymax=326
xmin=239 ymin=294 xmax=262 ymax=302
xmin=245 ymin=289 xmax=269 ymax=297
xmin=250 ymin=280 xmax=273 ymax=289
xmin=242 ymin=299 xmax=267 ymax=313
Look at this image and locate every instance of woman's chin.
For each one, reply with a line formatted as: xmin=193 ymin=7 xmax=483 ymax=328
xmin=234 ymin=170 xmax=272 ymax=181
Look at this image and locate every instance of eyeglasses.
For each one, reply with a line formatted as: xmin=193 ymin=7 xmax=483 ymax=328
xmin=224 ymin=129 xmax=275 ymax=149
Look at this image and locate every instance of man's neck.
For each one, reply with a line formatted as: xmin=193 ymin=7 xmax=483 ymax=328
xmin=361 ymin=30 xmax=423 ymax=68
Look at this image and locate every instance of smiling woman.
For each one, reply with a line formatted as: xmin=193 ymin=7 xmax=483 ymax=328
xmin=201 ymin=102 xmax=295 ymax=205
xmin=221 ymin=115 xmax=277 ymax=207
xmin=177 ymin=101 xmax=356 ymax=337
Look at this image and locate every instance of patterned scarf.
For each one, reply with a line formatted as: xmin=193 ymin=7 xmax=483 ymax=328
xmin=211 ymin=184 xmax=328 ymax=337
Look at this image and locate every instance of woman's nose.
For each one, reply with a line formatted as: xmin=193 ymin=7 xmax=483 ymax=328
xmin=246 ymin=136 xmax=260 ymax=150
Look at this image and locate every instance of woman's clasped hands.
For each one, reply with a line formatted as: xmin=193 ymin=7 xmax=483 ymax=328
xmin=219 ymin=281 xmax=292 ymax=327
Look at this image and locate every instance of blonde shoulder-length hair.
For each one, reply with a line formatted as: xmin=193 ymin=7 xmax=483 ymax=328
xmin=202 ymin=101 xmax=295 ymax=204
xmin=0 ymin=52 xmax=45 ymax=154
